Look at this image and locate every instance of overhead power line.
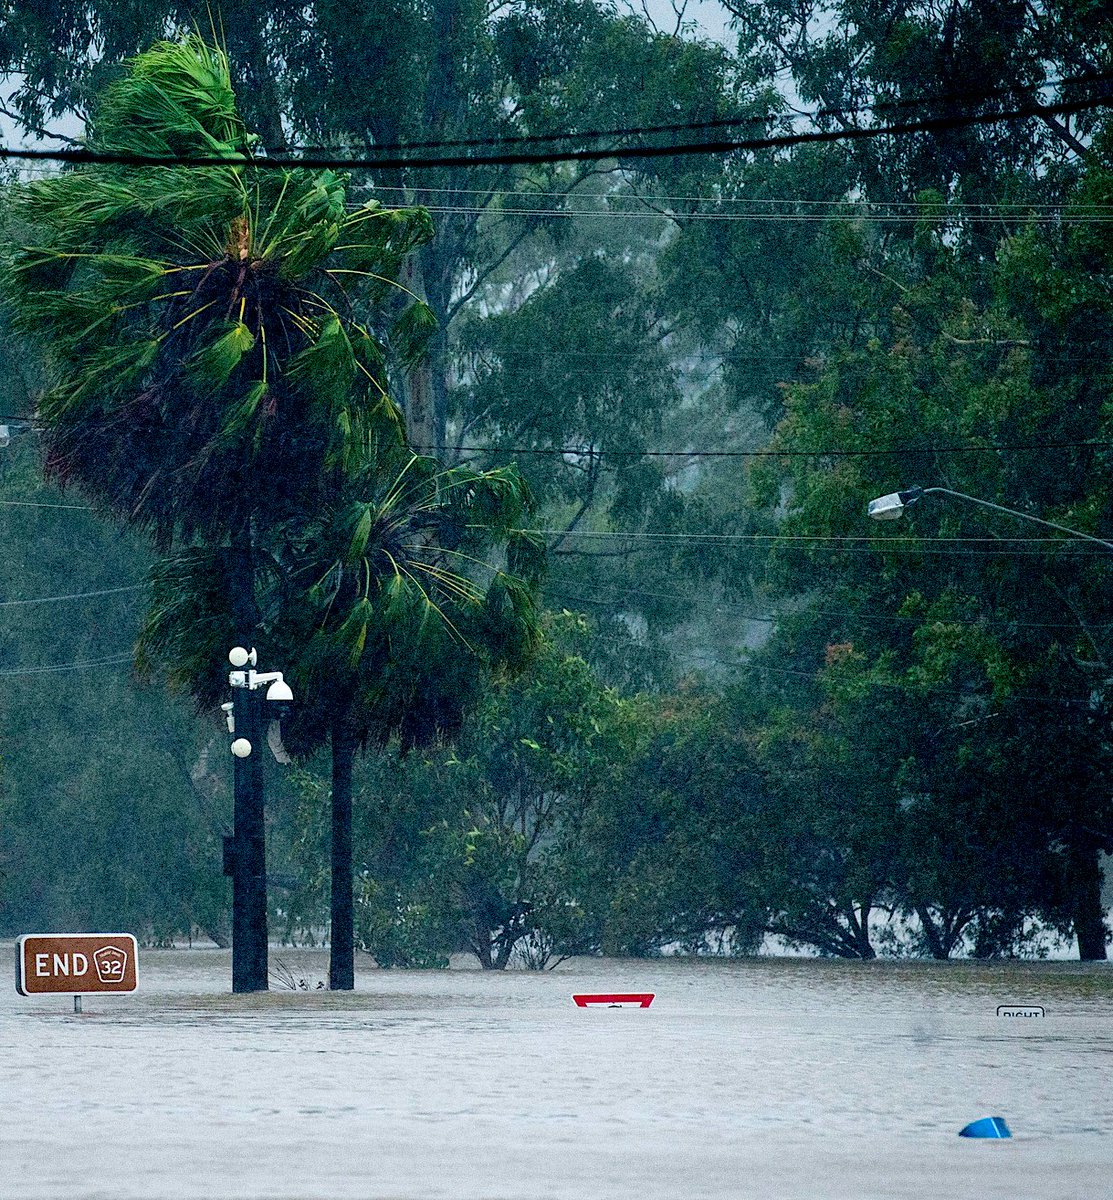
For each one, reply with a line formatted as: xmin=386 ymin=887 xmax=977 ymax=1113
xmin=418 ymin=203 xmax=1113 ymax=223
xmin=0 ymin=498 xmax=94 ymax=510
xmin=0 ymin=584 xmax=143 ymax=607
xmin=423 ymin=440 xmax=1113 ymax=458
xmin=9 ymin=68 xmax=1095 ymax=162
xmin=0 ymin=652 xmax=134 ymax=677
xmin=529 ymin=528 xmax=1107 ymax=545
xmin=367 ymin=182 xmax=1113 ymax=210
xmin=536 ymin=529 xmax=1113 ymax=557
xmin=257 ymin=68 xmax=1113 ymax=154
xmin=1 ymin=95 xmax=1108 ymax=173
xmin=7 ymin=415 xmax=1109 ymax=460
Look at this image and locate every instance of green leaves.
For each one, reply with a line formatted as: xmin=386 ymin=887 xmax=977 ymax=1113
xmin=389 ymin=301 xmax=438 ymax=370
xmin=218 ymin=380 xmax=269 ymax=442
xmin=338 ymin=203 xmax=435 ymax=271
xmin=39 ymin=337 xmax=163 ymax=420
xmin=3 ymin=34 xmax=438 ymax=546
xmin=287 ymin=314 xmax=356 ymax=400
xmin=336 ymin=596 xmax=376 ymax=668
xmin=92 ymin=36 xmax=249 ymax=159
xmin=269 ymin=450 xmax=543 ymax=756
xmin=189 ymin=320 xmax=256 ymax=390
xmin=134 ymin=546 xmax=245 ymax=710
xmin=275 ymin=220 xmax=343 ymax=280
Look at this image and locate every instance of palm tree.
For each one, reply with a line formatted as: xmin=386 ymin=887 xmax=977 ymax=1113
xmin=3 ymin=34 xmax=438 ymax=988
xmin=139 ymin=448 xmax=545 ymax=988
xmin=5 ymin=34 xmax=434 ymax=569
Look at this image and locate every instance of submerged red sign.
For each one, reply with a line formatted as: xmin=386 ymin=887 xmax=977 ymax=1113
xmin=572 ymin=993 xmax=654 ymax=1008
xmin=16 ymin=934 xmax=138 ymax=995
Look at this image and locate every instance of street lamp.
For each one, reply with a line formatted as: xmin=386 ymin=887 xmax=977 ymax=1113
xmin=223 ymin=646 xmax=295 ymax=993
xmin=867 ymin=485 xmax=1113 ymax=551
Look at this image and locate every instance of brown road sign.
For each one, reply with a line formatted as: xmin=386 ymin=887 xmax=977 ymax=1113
xmin=15 ymin=934 xmax=138 ymax=995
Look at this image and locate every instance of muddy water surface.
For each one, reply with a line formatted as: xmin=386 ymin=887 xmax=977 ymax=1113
xmin=2 ymin=948 xmax=1111 ymax=1198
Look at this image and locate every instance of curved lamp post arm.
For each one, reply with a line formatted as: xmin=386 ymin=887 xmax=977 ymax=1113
xmin=868 ymin=485 xmax=1113 ymax=552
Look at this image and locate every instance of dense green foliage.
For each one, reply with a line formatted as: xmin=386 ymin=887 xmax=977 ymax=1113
xmin=0 ymin=430 xmax=230 ymax=942
xmin=1 ymin=3 xmax=1111 ymax=963
xmin=5 ymin=36 xmax=435 ymax=549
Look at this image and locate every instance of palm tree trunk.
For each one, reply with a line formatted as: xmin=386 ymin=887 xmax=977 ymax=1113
xmin=329 ymin=712 xmax=357 ymax=990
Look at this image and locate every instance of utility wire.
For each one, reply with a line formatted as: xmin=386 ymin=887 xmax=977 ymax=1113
xmin=0 ymin=498 xmax=94 ymax=510
xmin=0 ymin=94 xmax=1108 ymax=173
xmin=0 ymin=584 xmax=142 ymax=607
xmin=6 ymin=414 xmax=1108 ymax=459
xmin=0 ymin=70 xmax=1053 ymax=175
xmin=413 ymin=202 xmax=1113 ymax=223
xmin=366 ymin=182 xmax=1113 ymax=210
xmin=540 ymin=532 xmax=1113 ymax=557
xmin=531 ymin=529 xmax=1102 ymax=543
xmin=421 ymin=441 xmax=1113 ymax=458
xmin=9 ymin=496 xmax=1108 ymax=554
xmin=0 ymin=652 xmax=133 ymax=677
xmin=256 ymin=68 xmax=1113 ymax=153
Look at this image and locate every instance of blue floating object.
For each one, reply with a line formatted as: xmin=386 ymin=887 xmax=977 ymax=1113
xmin=959 ymin=1116 xmax=1011 ymax=1139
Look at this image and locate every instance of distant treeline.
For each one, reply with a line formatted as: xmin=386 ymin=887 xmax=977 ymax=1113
xmin=0 ymin=2 xmax=1110 ymax=962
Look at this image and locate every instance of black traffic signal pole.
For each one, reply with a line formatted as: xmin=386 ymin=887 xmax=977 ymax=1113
xmin=230 ymin=682 xmax=269 ymax=992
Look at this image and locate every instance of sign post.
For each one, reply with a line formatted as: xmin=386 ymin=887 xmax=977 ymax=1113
xmin=15 ymin=934 xmax=139 ymax=1009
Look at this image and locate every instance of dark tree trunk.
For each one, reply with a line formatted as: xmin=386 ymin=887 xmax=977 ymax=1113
xmin=844 ymin=904 xmax=877 ymax=959
xmin=916 ymin=905 xmax=950 ymax=960
xmin=856 ymin=917 xmax=877 ymax=959
xmin=400 ymin=256 xmax=437 ymax=452
xmin=1070 ymin=842 xmax=1108 ymax=961
xmin=329 ymin=714 xmax=357 ymax=990
xmin=915 ymin=904 xmax=973 ymax=959
xmin=472 ymin=930 xmax=494 ymax=970
xmin=205 ymin=923 xmax=231 ymax=949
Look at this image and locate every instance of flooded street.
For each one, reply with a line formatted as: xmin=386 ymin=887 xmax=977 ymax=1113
xmin=3 ymin=948 xmax=1112 ymax=1199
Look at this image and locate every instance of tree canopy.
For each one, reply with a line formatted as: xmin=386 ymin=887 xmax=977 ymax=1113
xmin=1 ymin=2 xmax=1110 ymax=963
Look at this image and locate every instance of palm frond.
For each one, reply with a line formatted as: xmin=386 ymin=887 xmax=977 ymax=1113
xmin=389 ymin=301 xmax=438 ymax=370
xmin=285 ymin=313 xmax=356 ymax=399
xmin=92 ymin=36 xmax=250 ymax=159
xmin=188 ymin=320 xmax=256 ymax=389
xmin=219 ymin=379 xmax=269 ymax=441
xmin=135 ymin=547 xmax=241 ymax=709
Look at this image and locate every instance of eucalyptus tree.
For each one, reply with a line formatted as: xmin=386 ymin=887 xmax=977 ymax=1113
xmin=720 ymin=0 xmax=1112 ymax=205
xmin=744 ymin=176 xmax=1113 ymax=958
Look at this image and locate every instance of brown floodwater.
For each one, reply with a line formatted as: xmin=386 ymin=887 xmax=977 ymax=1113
xmin=2 ymin=948 xmax=1111 ymax=1198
